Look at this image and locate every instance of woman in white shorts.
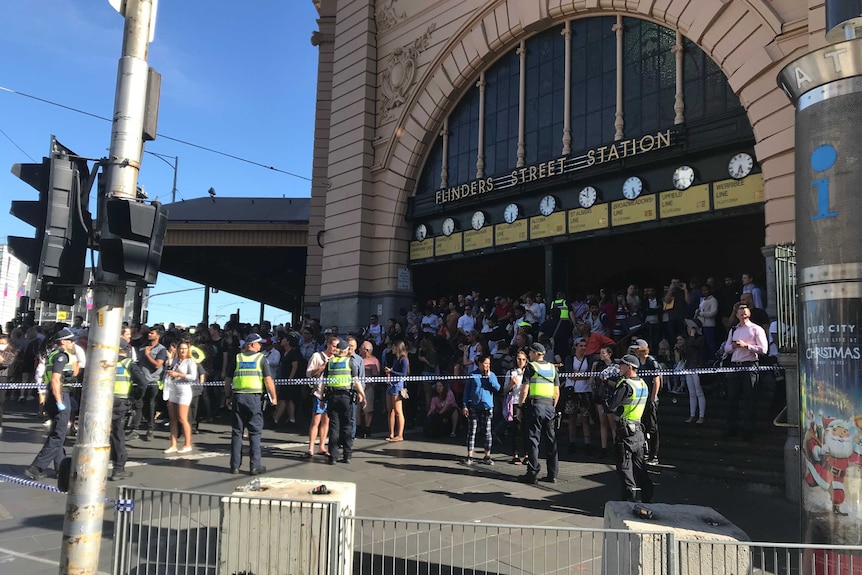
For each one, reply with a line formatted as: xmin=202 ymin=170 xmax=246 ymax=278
xmin=164 ymin=341 xmax=198 ymax=454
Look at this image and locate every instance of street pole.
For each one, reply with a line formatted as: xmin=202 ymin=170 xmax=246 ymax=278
xmin=171 ymin=155 xmax=178 ymax=204
xmin=60 ymin=1 xmax=157 ymax=573
xmin=778 ymin=0 xmax=862 ymax=559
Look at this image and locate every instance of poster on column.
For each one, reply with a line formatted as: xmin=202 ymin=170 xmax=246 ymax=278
xmin=800 ymin=297 xmax=862 ymax=545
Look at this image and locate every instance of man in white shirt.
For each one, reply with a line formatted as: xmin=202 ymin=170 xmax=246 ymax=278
xmin=421 ymin=306 xmax=440 ymax=337
xmin=722 ymin=305 xmax=768 ymax=440
xmin=457 ymin=306 xmax=476 ymax=337
xmin=741 ymin=273 xmax=765 ymax=310
xmin=367 ymin=315 xmax=384 ymax=346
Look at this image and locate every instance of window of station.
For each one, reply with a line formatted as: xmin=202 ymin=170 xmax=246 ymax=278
xmin=414 ymin=16 xmax=746 ymax=206
xmin=525 ymin=25 xmax=565 ymax=164
xmin=483 ymin=50 xmax=520 ymax=177
xmin=571 ymin=17 xmax=616 ymax=150
xmin=623 ymin=18 xmax=676 ymax=136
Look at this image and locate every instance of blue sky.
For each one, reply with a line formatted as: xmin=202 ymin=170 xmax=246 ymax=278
xmin=0 ymin=0 xmax=319 ymax=328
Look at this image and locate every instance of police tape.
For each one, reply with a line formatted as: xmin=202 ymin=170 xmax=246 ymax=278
xmin=0 ymin=364 xmax=784 ymax=390
xmin=0 ymin=472 xmax=133 ymax=510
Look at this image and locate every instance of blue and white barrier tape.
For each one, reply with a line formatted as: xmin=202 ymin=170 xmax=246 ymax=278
xmin=0 ymin=364 xmax=785 ymax=390
xmin=0 ymin=473 xmax=130 ymax=510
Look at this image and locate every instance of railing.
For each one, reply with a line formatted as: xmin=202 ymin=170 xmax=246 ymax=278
xmin=112 ymin=486 xmax=339 ymax=575
xmin=774 ymin=243 xmax=797 ymax=353
xmin=348 ymin=516 xmax=668 ymax=575
xmin=678 ymin=538 xmax=862 ymax=575
xmin=111 ymin=485 xmax=862 ymax=575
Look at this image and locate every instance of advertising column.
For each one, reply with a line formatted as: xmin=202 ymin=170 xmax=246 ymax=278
xmin=778 ymin=29 xmax=862 ymax=555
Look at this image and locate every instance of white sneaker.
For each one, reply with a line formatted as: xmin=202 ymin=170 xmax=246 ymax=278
xmin=177 ymin=446 xmax=193 ymax=454
xmin=163 ymin=446 xmax=178 ymax=454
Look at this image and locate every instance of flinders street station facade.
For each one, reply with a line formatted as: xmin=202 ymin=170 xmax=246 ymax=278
xmin=303 ymin=0 xmax=821 ymax=329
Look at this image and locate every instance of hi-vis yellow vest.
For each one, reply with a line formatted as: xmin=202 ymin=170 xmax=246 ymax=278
xmin=326 ymin=356 xmax=352 ymax=388
xmin=232 ymin=352 xmax=264 ymax=393
xmin=527 ymin=361 xmax=556 ymax=398
xmin=114 ymin=358 xmax=133 ymax=398
xmin=619 ymin=377 xmax=648 ymax=422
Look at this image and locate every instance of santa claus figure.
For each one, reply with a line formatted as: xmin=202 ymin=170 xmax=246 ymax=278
xmin=805 ymin=416 xmax=862 ymax=516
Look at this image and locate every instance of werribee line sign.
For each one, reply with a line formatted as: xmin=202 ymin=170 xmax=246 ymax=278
xmin=434 ymin=129 xmax=675 ymax=206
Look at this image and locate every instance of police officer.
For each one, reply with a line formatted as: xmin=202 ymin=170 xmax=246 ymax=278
xmin=518 ymin=343 xmax=560 ymax=484
xmin=550 ymin=291 xmax=571 ymax=322
xmin=25 ymin=328 xmax=79 ymax=480
xmin=109 ymin=339 xmax=134 ymax=481
xmin=605 ymin=354 xmax=653 ymax=503
xmin=224 ymin=333 xmax=278 ymax=475
xmin=323 ymin=340 xmax=365 ymax=464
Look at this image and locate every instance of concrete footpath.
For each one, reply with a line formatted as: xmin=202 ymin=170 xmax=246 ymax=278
xmin=0 ymin=407 xmax=800 ymax=574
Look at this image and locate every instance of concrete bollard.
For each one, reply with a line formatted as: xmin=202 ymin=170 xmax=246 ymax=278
xmin=219 ymin=478 xmax=356 ymax=575
xmin=603 ymin=501 xmax=750 ymax=575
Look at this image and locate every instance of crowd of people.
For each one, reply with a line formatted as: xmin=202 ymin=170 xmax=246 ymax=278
xmin=0 ymin=271 xmax=782 ymax=496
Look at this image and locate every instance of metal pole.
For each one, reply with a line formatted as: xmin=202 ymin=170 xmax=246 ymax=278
xmin=171 ymin=155 xmax=178 ymax=204
xmin=202 ymin=284 xmax=210 ymax=325
xmin=778 ymin=1 xmax=862 ymax=551
xmin=60 ymin=1 xmax=156 ymax=573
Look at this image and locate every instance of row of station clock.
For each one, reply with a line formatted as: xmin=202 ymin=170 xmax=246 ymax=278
xmin=415 ymin=152 xmax=755 ymax=242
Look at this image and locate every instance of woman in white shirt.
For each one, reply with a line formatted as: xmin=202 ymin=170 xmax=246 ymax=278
xmin=164 ymin=341 xmax=198 ymax=454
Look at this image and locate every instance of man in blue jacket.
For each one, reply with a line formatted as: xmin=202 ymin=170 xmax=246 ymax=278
xmin=461 ymin=355 xmax=500 ymax=466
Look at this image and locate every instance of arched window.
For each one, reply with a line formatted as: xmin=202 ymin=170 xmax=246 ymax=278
xmin=414 ymin=17 xmax=746 ymax=199
xmin=571 ymin=17 xmax=616 ymax=151
xmin=623 ymin=18 xmax=676 ymax=136
xmin=525 ymin=26 xmax=565 ymax=165
xmin=483 ymin=50 xmax=520 ymax=177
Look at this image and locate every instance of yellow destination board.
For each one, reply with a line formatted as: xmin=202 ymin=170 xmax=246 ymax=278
xmin=713 ymin=174 xmax=764 ymax=209
xmin=568 ymin=204 xmax=609 ymax=234
xmin=659 ymin=184 xmax=710 ymax=219
xmin=529 ymin=212 xmax=567 ymax=239
xmin=410 ymin=240 xmax=434 ymax=260
xmin=611 ymin=195 xmax=657 ymax=226
xmin=464 ymin=227 xmax=493 ymax=251
xmin=435 ymin=233 xmax=463 ymax=256
xmin=495 ymin=220 xmax=528 ymax=246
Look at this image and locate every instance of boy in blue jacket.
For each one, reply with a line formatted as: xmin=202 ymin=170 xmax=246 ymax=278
xmin=461 ymin=355 xmax=500 ymax=465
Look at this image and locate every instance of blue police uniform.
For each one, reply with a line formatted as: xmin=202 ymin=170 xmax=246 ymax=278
xmin=227 ymin=349 xmax=272 ymax=473
xmin=324 ymin=353 xmax=360 ymax=463
xmin=110 ymin=352 xmax=134 ymax=480
xmin=606 ymin=372 xmax=653 ymax=502
xmin=27 ymin=344 xmax=76 ymax=478
xmin=521 ymin=359 xmax=559 ymax=482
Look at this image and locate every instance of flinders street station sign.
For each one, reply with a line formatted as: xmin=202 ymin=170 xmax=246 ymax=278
xmin=433 ymin=129 xmax=675 ymax=206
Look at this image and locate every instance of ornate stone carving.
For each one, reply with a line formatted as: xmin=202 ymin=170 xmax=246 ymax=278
xmin=375 ymin=0 xmax=406 ymax=33
xmin=379 ymin=24 xmax=436 ymax=124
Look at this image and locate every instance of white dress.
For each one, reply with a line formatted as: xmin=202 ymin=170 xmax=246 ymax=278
xmin=165 ymin=358 xmax=198 ymax=406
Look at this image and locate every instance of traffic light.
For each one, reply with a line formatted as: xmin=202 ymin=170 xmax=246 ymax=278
xmin=8 ymin=137 xmax=92 ymax=305
xmin=100 ymin=198 xmax=168 ymax=285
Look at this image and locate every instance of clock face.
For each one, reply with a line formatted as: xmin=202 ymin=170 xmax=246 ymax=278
xmin=539 ymin=195 xmax=556 ymax=216
xmin=415 ymin=224 xmax=427 ymax=242
xmin=622 ymin=176 xmax=643 ymax=200
xmin=578 ymin=186 xmax=598 ymax=209
xmin=471 ymin=211 xmax=485 ymax=230
xmin=728 ymin=153 xmax=754 ymax=179
xmin=673 ymin=166 xmax=695 ymax=190
xmin=441 ymin=217 xmax=455 ymax=236
xmin=504 ymin=203 xmax=519 ymax=224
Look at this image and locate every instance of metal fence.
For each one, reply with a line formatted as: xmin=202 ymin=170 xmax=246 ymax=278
xmin=347 ymin=517 xmax=668 ymax=575
xmin=111 ymin=486 xmax=862 ymax=575
xmin=112 ymin=486 xmax=340 ymax=575
xmin=678 ymin=538 xmax=862 ymax=575
xmin=774 ymin=243 xmax=797 ymax=353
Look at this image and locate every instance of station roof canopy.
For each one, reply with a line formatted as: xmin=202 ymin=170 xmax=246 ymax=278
xmin=160 ymin=197 xmax=309 ymax=312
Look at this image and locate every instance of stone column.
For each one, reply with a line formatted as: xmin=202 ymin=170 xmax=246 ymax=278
xmin=304 ymin=0 xmax=337 ymax=323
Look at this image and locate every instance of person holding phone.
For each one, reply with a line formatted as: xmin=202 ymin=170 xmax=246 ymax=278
xmin=722 ymin=305 xmax=768 ymax=439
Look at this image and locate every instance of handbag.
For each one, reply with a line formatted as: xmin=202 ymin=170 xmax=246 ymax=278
xmin=399 ymin=387 xmax=410 ymax=400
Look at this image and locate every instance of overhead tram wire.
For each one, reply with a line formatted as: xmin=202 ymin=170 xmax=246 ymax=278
xmin=0 ymin=84 xmax=312 ymax=182
xmin=0 ymin=126 xmax=37 ymax=162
